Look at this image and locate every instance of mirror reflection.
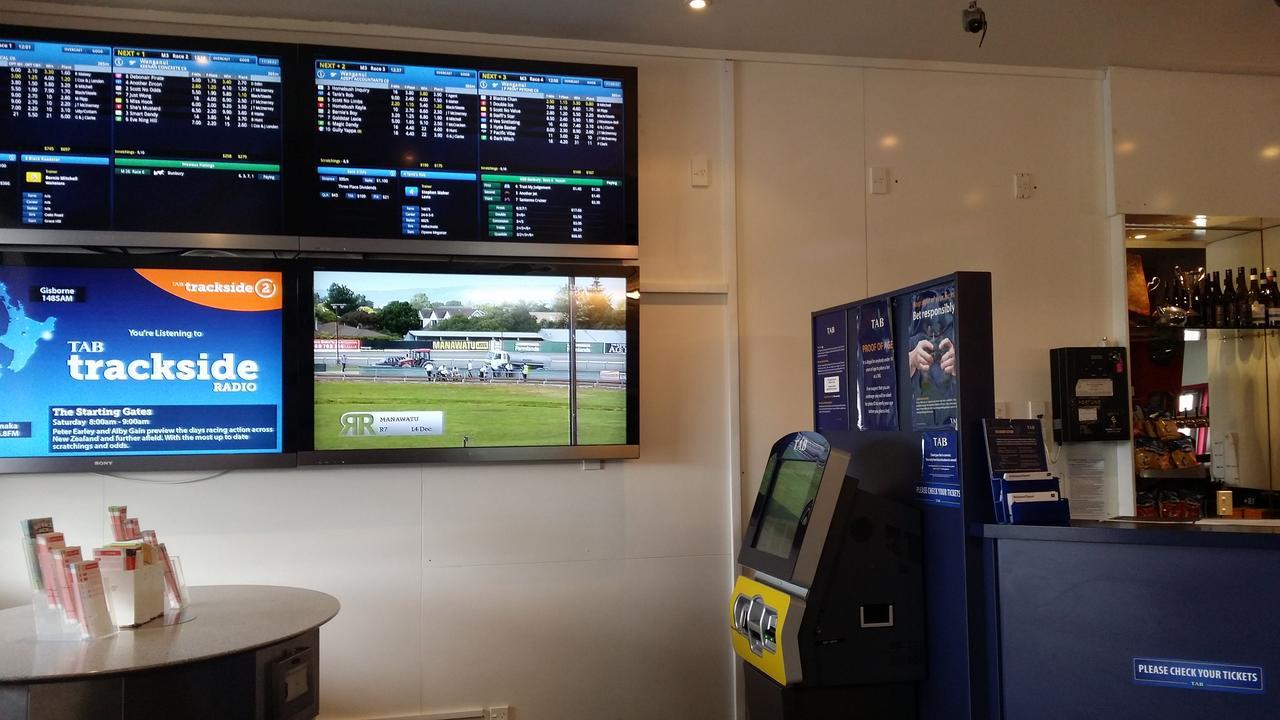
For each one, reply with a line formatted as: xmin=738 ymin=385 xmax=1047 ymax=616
xmin=1125 ymin=215 xmax=1280 ymax=518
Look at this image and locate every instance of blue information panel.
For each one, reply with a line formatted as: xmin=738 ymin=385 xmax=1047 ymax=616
xmin=1134 ymin=658 xmax=1265 ymax=695
xmin=917 ymin=429 xmax=961 ymax=508
xmin=813 ymin=309 xmax=849 ymax=432
xmin=855 ymin=299 xmax=897 ymax=431
xmin=0 ymin=265 xmax=284 ymax=458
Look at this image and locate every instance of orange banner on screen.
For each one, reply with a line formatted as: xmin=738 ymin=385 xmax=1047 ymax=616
xmin=134 ymin=269 xmax=283 ymax=312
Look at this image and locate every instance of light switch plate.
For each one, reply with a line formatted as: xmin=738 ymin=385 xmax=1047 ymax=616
xmin=691 ymin=156 xmax=710 ymax=187
xmin=869 ymin=167 xmax=890 ymax=195
xmin=1014 ymin=172 xmax=1034 ymax=199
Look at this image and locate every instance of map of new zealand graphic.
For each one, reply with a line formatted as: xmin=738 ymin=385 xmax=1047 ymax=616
xmin=0 ymin=283 xmax=57 ymax=375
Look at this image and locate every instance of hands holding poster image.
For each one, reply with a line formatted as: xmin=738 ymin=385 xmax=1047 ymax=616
xmin=907 ymin=337 xmax=956 ymax=378
xmin=905 ymin=284 xmax=960 ymax=430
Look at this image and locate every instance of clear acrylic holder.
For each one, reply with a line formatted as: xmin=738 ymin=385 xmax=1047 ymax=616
xmin=30 ymin=591 xmax=83 ymax=641
xmin=170 ymin=555 xmax=191 ymax=608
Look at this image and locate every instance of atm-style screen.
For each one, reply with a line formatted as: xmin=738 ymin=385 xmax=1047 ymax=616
xmin=0 ymin=263 xmax=285 ymax=461
xmin=752 ymin=458 xmax=825 ymax=559
xmin=0 ymin=32 xmax=285 ymax=233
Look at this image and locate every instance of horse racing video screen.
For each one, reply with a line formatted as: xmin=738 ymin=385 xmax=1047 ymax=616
xmin=311 ymin=268 xmax=632 ymax=450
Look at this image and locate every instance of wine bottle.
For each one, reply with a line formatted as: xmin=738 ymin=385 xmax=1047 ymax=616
xmin=1268 ymin=268 xmax=1280 ymax=329
xmin=1223 ymin=269 xmax=1237 ymax=328
xmin=1249 ymin=268 xmax=1265 ymax=327
xmin=1208 ymin=271 xmax=1223 ymax=328
xmin=1236 ymin=267 xmax=1249 ymax=328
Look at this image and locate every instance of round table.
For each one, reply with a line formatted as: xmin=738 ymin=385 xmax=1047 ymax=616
xmin=0 ymin=585 xmax=340 ymax=720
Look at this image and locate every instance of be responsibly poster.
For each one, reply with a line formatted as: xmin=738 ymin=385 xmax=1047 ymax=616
xmin=0 ymin=266 xmax=283 ymax=457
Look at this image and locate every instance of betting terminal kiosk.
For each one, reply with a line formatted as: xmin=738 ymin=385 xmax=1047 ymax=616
xmin=731 ymin=432 xmax=925 ymax=719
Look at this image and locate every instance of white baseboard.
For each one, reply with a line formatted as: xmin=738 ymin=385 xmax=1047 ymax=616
xmin=373 ymin=711 xmax=485 ymax=720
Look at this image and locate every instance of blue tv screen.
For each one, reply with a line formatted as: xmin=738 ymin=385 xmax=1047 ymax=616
xmin=0 ymin=258 xmax=293 ymax=472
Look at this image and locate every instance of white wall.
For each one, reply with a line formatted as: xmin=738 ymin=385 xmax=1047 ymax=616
xmin=0 ymin=9 xmax=738 ymax=720
xmin=735 ymin=63 xmax=1111 ymax=501
xmin=1109 ymin=67 xmax=1280 ymax=218
xmin=734 ymin=61 xmax=867 ymax=502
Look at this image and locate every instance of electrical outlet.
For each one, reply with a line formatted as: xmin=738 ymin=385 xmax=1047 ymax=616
xmin=487 ymin=706 xmax=510 ymax=720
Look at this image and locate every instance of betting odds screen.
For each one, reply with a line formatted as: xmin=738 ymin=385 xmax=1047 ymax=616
xmin=309 ymin=53 xmax=630 ymax=244
xmin=0 ymin=34 xmax=285 ymax=234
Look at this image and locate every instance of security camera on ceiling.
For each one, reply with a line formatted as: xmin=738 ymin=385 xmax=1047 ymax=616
xmin=962 ymin=1 xmax=988 ymax=47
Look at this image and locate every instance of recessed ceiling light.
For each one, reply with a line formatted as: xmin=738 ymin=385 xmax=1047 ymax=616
xmin=688 ymin=0 xmax=709 ymax=9
xmin=1193 ymin=215 xmax=1208 ymax=227
xmin=1133 ymin=234 xmax=1147 ymax=240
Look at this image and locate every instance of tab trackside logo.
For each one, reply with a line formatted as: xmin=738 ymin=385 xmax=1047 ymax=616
xmin=171 ymin=277 xmax=278 ymax=300
xmin=66 ymin=345 xmax=261 ymax=393
xmin=134 ymin=269 xmax=283 ymax=312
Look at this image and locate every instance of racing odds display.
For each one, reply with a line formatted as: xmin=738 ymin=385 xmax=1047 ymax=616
xmin=309 ymin=54 xmax=629 ymax=243
xmin=0 ymin=36 xmax=285 ymax=233
xmin=0 ymin=265 xmax=284 ymax=458
xmin=312 ymin=269 xmax=629 ymax=450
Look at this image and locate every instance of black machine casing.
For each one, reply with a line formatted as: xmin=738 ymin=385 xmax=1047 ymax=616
xmin=736 ymin=431 xmax=926 ymax=719
xmin=1050 ymin=346 xmax=1132 ymax=443
xmin=794 ymin=486 xmax=925 ymax=688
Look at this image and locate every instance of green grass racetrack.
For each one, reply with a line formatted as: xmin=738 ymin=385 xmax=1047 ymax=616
xmin=314 ymin=380 xmax=627 ymax=449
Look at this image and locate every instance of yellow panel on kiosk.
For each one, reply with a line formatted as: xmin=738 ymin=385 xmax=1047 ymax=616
xmin=729 ymin=575 xmax=797 ymax=686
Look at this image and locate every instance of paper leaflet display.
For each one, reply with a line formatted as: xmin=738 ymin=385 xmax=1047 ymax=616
xmin=18 ymin=507 xmax=188 ymax=639
xmin=983 ymin=418 xmax=1071 ymax=526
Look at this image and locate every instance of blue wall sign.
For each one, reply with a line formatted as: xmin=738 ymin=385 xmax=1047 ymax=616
xmin=813 ymin=309 xmax=849 ymax=432
xmin=916 ymin=429 xmax=961 ymax=508
xmin=855 ymin=299 xmax=898 ymax=431
xmin=1134 ymin=658 xmax=1265 ymax=695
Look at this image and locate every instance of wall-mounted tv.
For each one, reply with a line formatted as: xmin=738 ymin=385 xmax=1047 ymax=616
xmin=0 ymin=26 xmax=292 ymax=245
xmin=300 ymin=260 xmax=638 ymax=464
xmin=298 ymin=45 xmax=638 ymax=256
xmin=0 ymin=253 xmax=296 ymax=473
xmin=0 ymin=25 xmax=639 ymax=258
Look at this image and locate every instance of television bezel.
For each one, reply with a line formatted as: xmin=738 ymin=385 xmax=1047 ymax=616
xmin=295 ymin=42 xmax=639 ymax=259
xmin=0 ymin=250 xmax=301 ymax=474
xmin=298 ymin=257 xmax=639 ymax=465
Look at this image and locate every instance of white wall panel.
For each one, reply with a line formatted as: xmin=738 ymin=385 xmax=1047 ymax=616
xmin=1110 ymin=67 xmax=1280 ymax=217
xmin=734 ymin=62 xmax=867 ymax=506
xmin=418 ymin=555 xmax=731 ymax=720
xmin=863 ymin=68 xmax=1109 ymax=409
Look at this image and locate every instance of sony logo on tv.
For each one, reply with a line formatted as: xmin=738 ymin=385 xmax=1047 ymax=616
xmin=93 ymin=460 xmax=114 ymax=466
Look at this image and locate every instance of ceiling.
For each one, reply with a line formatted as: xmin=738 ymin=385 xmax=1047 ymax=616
xmin=18 ymin=0 xmax=1280 ymax=75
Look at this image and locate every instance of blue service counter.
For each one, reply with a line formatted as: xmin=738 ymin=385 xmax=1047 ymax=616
xmin=980 ymin=521 xmax=1280 ymax=720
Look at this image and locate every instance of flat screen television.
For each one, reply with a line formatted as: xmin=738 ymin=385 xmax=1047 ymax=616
xmin=299 ymin=260 xmax=638 ymax=463
xmin=0 ymin=25 xmax=292 ymax=244
xmin=0 ymin=252 xmax=296 ymax=473
xmin=298 ymin=45 xmax=638 ymax=256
